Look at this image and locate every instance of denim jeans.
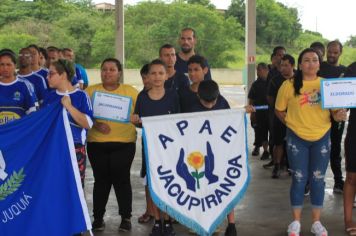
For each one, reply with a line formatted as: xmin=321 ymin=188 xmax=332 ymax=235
xmin=286 ymin=128 xmax=330 ymax=208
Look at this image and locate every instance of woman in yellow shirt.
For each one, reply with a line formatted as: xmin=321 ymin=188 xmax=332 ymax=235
xmin=86 ymin=58 xmax=138 ymax=232
xmin=275 ymin=48 xmax=346 ymax=236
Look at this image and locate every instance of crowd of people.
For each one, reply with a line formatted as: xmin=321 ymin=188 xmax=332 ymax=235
xmin=0 ymin=27 xmax=355 ymax=236
xmin=248 ymin=41 xmax=356 ymax=236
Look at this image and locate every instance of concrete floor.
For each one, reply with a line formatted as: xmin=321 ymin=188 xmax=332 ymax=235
xmin=83 ymin=86 xmax=350 ymax=236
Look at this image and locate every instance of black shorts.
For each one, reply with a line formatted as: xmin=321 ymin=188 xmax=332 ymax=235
xmin=273 ymin=116 xmax=286 ymax=145
xmin=345 ymin=133 xmax=356 ymax=172
xmin=255 ymin=110 xmax=269 ymax=146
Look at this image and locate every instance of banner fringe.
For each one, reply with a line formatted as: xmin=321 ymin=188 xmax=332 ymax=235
xmin=143 ymin=120 xmax=251 ymax=236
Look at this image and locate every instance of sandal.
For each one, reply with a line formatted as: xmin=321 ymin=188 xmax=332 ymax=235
xmin=138 ymin=213 xmax=153 ymax=223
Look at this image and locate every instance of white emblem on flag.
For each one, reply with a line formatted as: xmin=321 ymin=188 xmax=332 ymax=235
xmin=0 ymin=150 xmax=8 ymax=181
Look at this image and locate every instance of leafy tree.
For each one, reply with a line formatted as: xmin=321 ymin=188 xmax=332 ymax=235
xmin=124 ymin=2 xmax=243 ymax=68
xmin=345 ymin=36 xmax=356 ymax=48
xmin=292 ymin=30 xmax=326 ymax=51
xmin=0 ymin=33 xmax=37 ymax=53
xmin=225 ymin=0 xmax=245 ymax=26
xmin=90 ymin=15 xmax=116 ymax=66
xmin=186 ymin=0 xmax=215 ymax=9
xmin=0 ymin=0 xmax=333 ymax=69
xmin=226 ymin=0 xmax=302 ymax=46
xmin=0 ymin=18 xmax=78 ymax=54
xmin=339 ymin=47 xmax=356 ymax=66
xmin=0 ymin=0 xmax=35 ymax=26
xmin=55 ymin=11 xmax=101 ymax=66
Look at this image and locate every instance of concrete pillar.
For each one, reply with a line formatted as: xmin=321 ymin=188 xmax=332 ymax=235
xmin=245 ymin=0 xmax=256 ymax=92
xmin=115 ymin=0 xmax=124 ymax=83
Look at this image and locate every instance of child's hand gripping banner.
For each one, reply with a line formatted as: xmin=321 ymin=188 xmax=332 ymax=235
xmin=142 ymin=109 xmax=250 ymax=236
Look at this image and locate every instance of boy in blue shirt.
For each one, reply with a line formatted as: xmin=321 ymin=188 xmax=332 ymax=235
xmin=178 ymin=55 xmax=207 ymax=113
xmin=131 ymin=59 xmax=180 ymax=236
xmin=140 ymin=63 xmax=151 ymax=91
xmin=191 ymin=79 xmax=237 ymax=236
xmin=137 ymin=63 xmax=155 ymax=224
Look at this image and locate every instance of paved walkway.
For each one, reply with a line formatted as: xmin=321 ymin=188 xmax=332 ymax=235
xmin=84 ymin=86 xmax=349 ymax=236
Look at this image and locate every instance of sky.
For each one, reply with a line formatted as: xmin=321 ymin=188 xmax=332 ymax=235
xmin=93 ymin=0 xmax=356 ymax=43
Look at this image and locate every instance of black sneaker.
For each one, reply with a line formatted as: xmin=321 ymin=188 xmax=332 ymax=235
xmin=119 ymin=218 xmax=132 ymax=232
xmin=333 ymin=181 xmax=344 ymax=194
xmin=162 ymin=221 xmax=176 ymax=236
xmin=260 ymin=151 xmax=270 ymax=160
xmin=271 ymin=165 xmax=280 ymax=179
xmin=92 ymin=219 xmax=105 ymax=231
xmin=263 ymin=160 xmax=274 ymax=169
xmin=150 ymin=221 xmax=163 ymax=236
xmin=252 ymin=147 xmax=260 ymax=156
xmin=225 ymin=223 xmax=237 ymax=236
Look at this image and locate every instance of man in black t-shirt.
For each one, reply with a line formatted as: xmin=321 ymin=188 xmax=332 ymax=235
xmin=310 ymin=41 xmax=325 ymax=60
xmin=248 ymin=63 xmax=270 ymax=160
xmin=318 ymin=40 xmax=347 ymax=193
xmin=159 ymin=44 xmax=189 ymax=91
xmin=174 ymin=28 xmax=212 ymax=80
xmin=266 ymin=54 xmax=295 ymax=178
xmin=267 ymin=46 xmax=286 ymax=83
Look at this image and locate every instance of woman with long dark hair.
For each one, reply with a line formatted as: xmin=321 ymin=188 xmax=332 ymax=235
xmin=275 ymin=48 xmax=346 ymax=236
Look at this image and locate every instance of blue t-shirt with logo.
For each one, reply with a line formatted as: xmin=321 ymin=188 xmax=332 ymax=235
xmin=0 ymin=78 xmax=38 ymax=125
xmin=17 ymin=73 xmax=48 ymax=104
xmin=42 ymin=89 xmax=93 ymax=145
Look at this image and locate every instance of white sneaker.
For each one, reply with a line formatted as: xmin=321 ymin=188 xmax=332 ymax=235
xmin=311 ymin=221 xmax=328 ymax=236
xmin=287 ymin=220 xmax=301 ymax=236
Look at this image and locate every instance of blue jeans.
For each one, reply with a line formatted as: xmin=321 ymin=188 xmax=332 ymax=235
xmin=286 ymin=128 xmax=330 ymax=208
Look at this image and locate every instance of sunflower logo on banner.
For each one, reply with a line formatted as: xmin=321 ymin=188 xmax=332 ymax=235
xmin=142 ymin=109 xmax=250 ymax=236
xmin=187 ymin=151 xmax=205 ymax=190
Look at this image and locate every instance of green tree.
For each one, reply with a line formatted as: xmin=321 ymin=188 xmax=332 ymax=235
xmin=293 ymin=30 xmax=326 ymax=51
xmin=0 ymin=33 xmax=37 ymax=52
xmin=90 ymin=15 xmax=116 ymax=67
xmin=124 ymin=2 xmax=243 ymax=68
xmin=0 ymin=0 xmax=35 ymax=26
xmin=226 ymin=0 xmax=302 ymax=46
xmin=225 ymin=0 xmax=245 ymax=26
xmin=0 ymin=18 xmax=77 ymax=54
xmin=186 ymin=0 xmax=215 ymax=9
xmin=55 ymin=11 xmax=101 ymax=66
xmin=345 ymin=36 xmax=356 ymax=48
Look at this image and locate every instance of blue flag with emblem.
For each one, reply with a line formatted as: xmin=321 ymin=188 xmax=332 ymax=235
xmin=142 ymin=109 xmax=250 ymax=236
xmin=0 ymin=102 xmax=91 ymax=236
